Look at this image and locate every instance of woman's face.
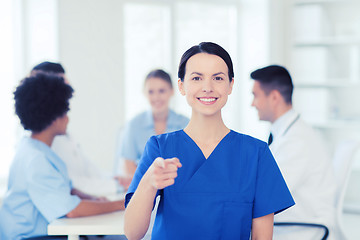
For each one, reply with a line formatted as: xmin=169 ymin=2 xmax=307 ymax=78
xmin=178 ymin=53 xmax=234 ymax=117
xmin=144 ymin=77 xmax=174 ymax=115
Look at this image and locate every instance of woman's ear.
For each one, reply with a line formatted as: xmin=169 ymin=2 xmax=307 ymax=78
xmin=178 ymin=79 xmax=186 ymax=96
xmin=228 ymin=78 xmax=234 ymax=95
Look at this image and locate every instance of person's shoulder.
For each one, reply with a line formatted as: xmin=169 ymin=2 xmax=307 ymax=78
xmin=153 ymin=129 xmax=183 ymax=142
xmin=230 ymin=130 xmax=267 ymax=147
xmin=286 ymin=117 xmax=322 ymax=140
xmin=173 ymin=111 xmax=189 ymax=120
xmin=142 ymin=131 xmax=183 ymax=153
xmin=131 ymin=111 xmax=149 ymax=122
xmin=169 ymin=110 xmax=189 ymax=125
xmin=125 ymin=111 xmax=149 ymax=128
xmin=145 ymin=130 xmax=183 ymax=149
xmin=295 ymin=118 xmax=328 ymax=146
xmin=228 ymin=131 xmax=269 ymax=159
xmin=15 ymin=138 xmax=48 ymax=165
xmin=292 ymin=117 xmax=312 ymax=131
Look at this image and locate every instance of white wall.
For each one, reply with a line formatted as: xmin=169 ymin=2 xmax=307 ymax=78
xmin=23 ymin=0 xmax=59 ymax=68
xmin=237 ymin=0 xmax=272 ymax=140
xmin=58 ymin=0 xmax=125 ymax=171
xmin=0 ymin=0 xmax=17 ymax=185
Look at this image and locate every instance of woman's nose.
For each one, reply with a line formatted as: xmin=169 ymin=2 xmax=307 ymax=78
xmin=202 ymin=79 xmax=213 ymax=93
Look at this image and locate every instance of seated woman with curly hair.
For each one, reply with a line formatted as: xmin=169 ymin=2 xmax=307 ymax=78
xmin=0 ymin=73 xmax=125 ymax=240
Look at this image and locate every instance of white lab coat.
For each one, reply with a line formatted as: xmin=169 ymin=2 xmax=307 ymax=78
xmin=270 ymin=110 xmax=337 ymax=240
xmin=52 ymin=135 xmax=118 ymax=196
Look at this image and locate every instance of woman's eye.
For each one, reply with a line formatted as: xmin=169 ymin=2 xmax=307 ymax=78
xmin=192 ymin=76 xmax=200 ymax=81
xmin=214 ymin=77 xmax=223 ymax=81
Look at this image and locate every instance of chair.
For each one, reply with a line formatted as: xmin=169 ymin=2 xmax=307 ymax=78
xmin=332 ymin=139 xmax=359 ymax=239
xmin=274 ymin=139 xmax=359 ymax=240
xmin=274 ymin=222 xmax=329 ymax=240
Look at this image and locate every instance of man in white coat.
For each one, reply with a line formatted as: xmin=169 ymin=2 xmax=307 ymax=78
xmin=250 ymin=65 xmax=336 ymax=240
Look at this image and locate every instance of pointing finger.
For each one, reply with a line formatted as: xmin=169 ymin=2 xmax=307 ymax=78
xmin=154 ymin=157 xmax=165 ymax=169
xmin=170 ymin=157 xmax=182 ymax=168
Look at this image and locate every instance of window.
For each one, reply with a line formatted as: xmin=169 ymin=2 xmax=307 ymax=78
xmin=123 ymin=1 xmax=239 ymax=126
xmin=0 ymin=0 xmax=59 ymax=179
xmin=124 ymin=3 xmax=172 ymax=121
xmin=0 ymin=0 xmax=16 ymax=178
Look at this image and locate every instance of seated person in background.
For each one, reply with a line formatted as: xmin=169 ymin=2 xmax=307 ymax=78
xmin=31 ymin=61 xmax=131 ymax=195
xmin=115 ymin=69 xmax=189 ymax=179
xmin=250 ymin=65 xmax=337 ymax=240
xmin=0 ymin=73 xmax=125 ymax=240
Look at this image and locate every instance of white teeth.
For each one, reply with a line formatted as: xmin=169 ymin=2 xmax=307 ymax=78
xmin=199 ymin=98 xmax=216 ymax=102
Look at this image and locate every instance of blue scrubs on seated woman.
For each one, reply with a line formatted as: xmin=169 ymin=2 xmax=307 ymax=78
xmin=126 ymin=130 xmax=295 ymax=239
xmin=0 ymin=137 xmax=81 ymax=240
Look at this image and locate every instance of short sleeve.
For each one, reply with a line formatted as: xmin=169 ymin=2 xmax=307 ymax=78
xmin=253 ymin=143 xmax=295 ymax=218
xmin=26 ymin=154 xmax=81 ymax=222
xmin=125 ymin=136 xmax=161 ymax=207
xmin=118 ymin=122 xmax=138 ymax=162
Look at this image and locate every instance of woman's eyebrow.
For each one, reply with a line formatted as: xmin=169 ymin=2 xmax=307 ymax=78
xmin=213 ymin=72 xmax=225 ymax=76
xmin=190 ymin=72 xmax=203 ymax=76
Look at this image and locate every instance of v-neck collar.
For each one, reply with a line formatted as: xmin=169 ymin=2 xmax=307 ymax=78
xmin=180 ymin=129 xmax=233 ymax=160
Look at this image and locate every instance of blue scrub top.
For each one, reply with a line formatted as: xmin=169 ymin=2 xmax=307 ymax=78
xmin=0 ymin=137 xmax=81 ymax=240
xmin=117 ymin=110 xmax=189 ymax=165
xmin=126 ymin=130 xmax=294 ymax=240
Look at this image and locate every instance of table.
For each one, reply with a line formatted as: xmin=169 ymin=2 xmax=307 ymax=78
xmin=48 ymin=211 xmax=125 ymax=240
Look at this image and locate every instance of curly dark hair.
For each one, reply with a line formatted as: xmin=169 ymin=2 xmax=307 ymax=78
xmin=30 ymin=61 xmax=65 ymax=76
xmin=14 ymin=73 xmax=74 ymax=132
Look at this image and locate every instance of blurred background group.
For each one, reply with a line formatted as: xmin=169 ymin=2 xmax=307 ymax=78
xmin=1 ymin=0 xmax=360 ymax=238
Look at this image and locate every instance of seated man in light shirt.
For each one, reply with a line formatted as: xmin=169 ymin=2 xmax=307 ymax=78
xmin=250 ymin=65 xmax=337 ymax=240
xmin=0 ymin=73 xmax=125 ymax=240
xmin=31 ymin=61 xmax=131 ymax=196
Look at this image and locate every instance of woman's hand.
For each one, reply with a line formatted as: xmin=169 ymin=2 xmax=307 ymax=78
xmin=146 ymin=157 xmax=182 ymax=190
xmin=124 ymin=157 xmax=182 ymax=240
xmin=114 ymin=176 xmax=133 ymax=190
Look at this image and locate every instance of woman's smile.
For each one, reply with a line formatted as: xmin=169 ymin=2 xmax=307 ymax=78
xmin=197 ymin=97 xmax=218 ymax=105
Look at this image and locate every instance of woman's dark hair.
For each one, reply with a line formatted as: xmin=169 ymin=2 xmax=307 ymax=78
xmin=14 ymin=73 xmax=74 ymax=133
xmin=178 ymin=42 xmax=234 ymax=82
xmin=145 ymin=69 xmax=173 ymax=89
xmin=31 ymin=61 xmax=65 ymax=74
xmin=250 ymin=65 xmax=293 ymax=104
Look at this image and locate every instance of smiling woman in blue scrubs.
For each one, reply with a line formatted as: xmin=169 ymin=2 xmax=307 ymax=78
xmin=124 ymin=42 xmax=295 ymax=240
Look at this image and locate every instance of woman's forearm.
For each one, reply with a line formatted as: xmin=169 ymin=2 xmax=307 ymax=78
xmin=125 ymin=159 xmax=138 ymax=178
xmin=66 ymin=199 xmax=125 ymax=218
xmin=124 ymin=157 xmax=181 ymax=240
xmin=71 ymin=188 xmax=98 ymax=200
xmin=251 ymin=213 xmax=274 ymax=240
xmin=124 ymin=174 xmax=158 ymax=240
